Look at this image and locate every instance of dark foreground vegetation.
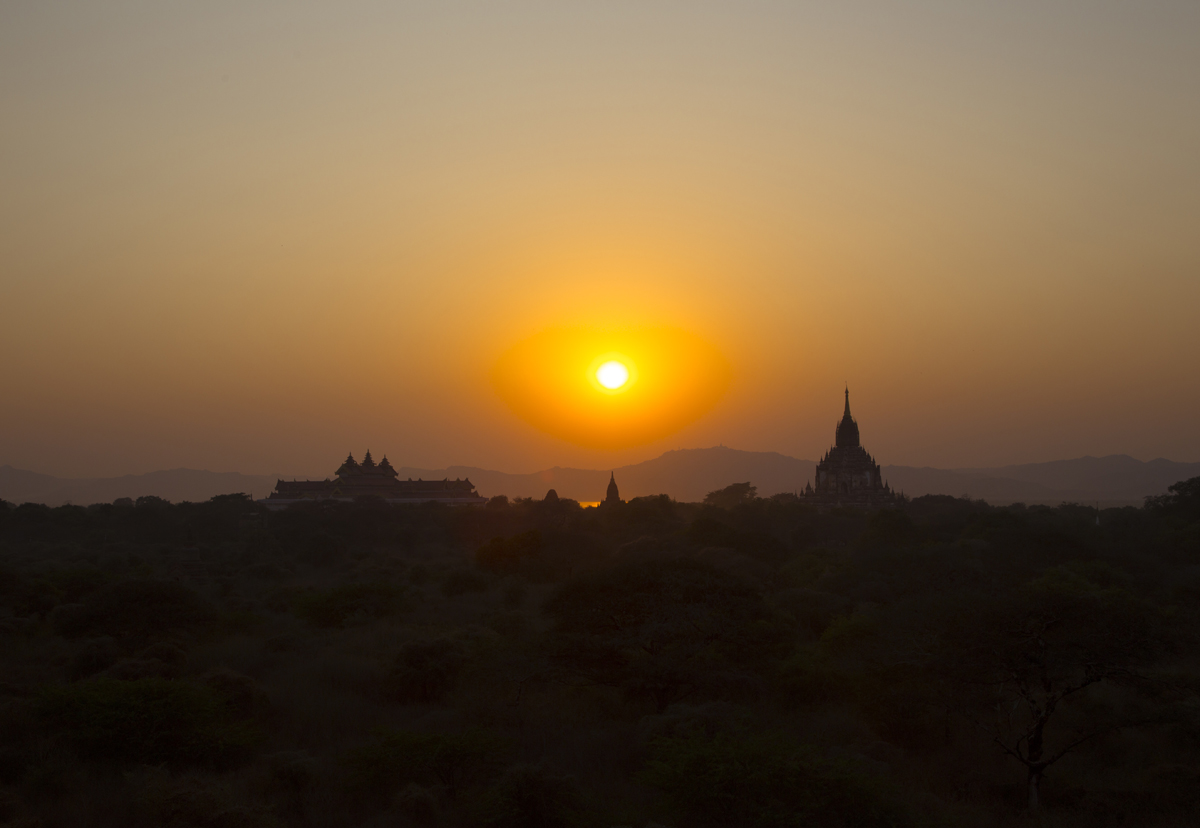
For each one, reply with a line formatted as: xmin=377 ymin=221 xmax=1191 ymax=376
xmin=2 ymin=478 xmax=1199 ymax=827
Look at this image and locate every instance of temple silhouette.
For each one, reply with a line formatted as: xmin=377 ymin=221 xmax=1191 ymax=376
xmin=604 ymin=472 xmax=622 ymax=505
xmin=261 ymin=391 xmax=898 ymax=510
xmin=262 ymin=451 xmax=486 ymax=509
xmin=801 ymin=388 xmax=899 ymax=508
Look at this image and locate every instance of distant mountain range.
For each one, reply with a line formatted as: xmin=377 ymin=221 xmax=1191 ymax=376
xmin=3 ymin=448 xmax=1197 ymax=508
xmin=396 ymin=449 xmax=1200 ymax=507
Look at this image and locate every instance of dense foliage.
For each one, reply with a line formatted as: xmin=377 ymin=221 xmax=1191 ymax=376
xmin=1 ymin=480 xmax=1199 ymax=827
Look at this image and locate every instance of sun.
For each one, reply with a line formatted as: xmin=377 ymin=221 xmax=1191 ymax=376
xmin=596 ymin=360 xmax=629 ymax=390
xmin=491 ymin=327 xmax=730 ymax=449
xmin=587 ymin=352 xmax=638 ymax=395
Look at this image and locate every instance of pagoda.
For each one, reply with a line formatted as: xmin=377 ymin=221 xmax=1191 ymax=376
xmin=801 ymin=388 xmax=899 ymax=508
xmin=263 ymin=451 xmax=486 ymax=509
xmin=603 ymin=472 xmax=623 ymax=505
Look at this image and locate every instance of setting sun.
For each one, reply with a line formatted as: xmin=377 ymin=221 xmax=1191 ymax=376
xmin=595 ymin=360 xmax=630 ymax=390
xmin=490 ymin=326 xmax=731 ymax=449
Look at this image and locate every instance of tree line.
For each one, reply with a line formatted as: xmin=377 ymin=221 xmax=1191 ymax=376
xmin=0 ymin=477 xmax=1198 ymax=826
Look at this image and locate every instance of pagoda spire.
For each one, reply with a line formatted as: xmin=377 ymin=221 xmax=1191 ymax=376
xmin=335 ymin=452 xmax=360 ymax=478
xmin=379 ymin=455 xmax=398 ymax=478
xmin=605 ymin=472 xmax=621 ymax=504
xmin=835 ymin=385 xmax=860 ymax=448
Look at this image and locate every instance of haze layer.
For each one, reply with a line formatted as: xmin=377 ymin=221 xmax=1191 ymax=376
xmin=1 ymin=2 xmax=1197 ymax=477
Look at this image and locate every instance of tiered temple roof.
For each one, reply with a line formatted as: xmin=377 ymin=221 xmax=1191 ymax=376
xmin=801 ymin=388 xmax=900 ymax=509
xmin=262 ymin=451 xmax=486 ymax=509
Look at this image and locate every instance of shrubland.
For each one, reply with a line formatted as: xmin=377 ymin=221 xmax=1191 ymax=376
xmin=0 ymin=479 xmax=1199 ymax=826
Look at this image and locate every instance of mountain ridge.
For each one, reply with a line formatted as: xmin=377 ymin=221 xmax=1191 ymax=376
xmin=3 ymin=449 xmax=1197 ymax=508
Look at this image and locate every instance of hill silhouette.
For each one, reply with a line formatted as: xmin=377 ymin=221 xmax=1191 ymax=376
xmin=400 ymin=449 xmax=1200 ymax=506
xmin=4 ymin=449 xmax=1197 ymax=507
xmin=399 ymin=447 xmax=816 ymax=505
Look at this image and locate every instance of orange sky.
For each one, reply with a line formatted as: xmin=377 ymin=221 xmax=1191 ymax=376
xmin=1 ymin=2 xmax=1198 ymax=478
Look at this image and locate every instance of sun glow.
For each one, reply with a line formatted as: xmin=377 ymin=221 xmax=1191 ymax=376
xmin=491 ymin=326 xmax=730 ymax=449
xmin=595 ymin=360 xmax=630 ymax=390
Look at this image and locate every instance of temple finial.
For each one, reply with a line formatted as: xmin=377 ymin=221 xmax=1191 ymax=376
xmin=844 ymin=385 xmax=851 ymax=417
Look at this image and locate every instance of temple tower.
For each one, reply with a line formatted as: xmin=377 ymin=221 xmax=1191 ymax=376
xmin=835 ymin=386 xmax=860 ymax=448
xmin=604 ymin=472 xmax=622 ymax=505
xmin=804 ymin=388 xmax=898 ymax=508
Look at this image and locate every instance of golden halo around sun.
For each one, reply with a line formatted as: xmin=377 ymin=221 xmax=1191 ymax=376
xmin=491 ymin=326 xmax=730 ymax=450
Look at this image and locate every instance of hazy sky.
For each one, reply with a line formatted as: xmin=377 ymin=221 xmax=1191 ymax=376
xmin=2 ymin=1 xmax=1198 ymax=478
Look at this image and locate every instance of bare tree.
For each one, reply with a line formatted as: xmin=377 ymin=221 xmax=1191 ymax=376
xmin=926 ymin=574 xmax=1171 ymax=811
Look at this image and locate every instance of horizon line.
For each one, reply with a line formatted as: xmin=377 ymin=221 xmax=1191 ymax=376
xmin=4 ymin=448 xmax=1199 ymax=482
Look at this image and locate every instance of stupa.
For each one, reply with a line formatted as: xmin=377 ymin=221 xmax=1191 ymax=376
xmin=603 ymin=472 xmax=623 ymax=506
xmin=801 ymin=388 xmax=900 ymax=508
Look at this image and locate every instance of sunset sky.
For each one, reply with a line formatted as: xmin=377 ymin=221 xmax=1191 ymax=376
xmin=2 ymin=1 xmax=1198 ymax=479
